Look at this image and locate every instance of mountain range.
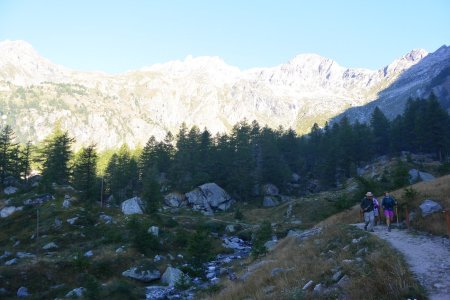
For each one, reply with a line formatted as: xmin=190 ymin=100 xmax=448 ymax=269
xmin=0 ymin=40 xmax=449 ymax=149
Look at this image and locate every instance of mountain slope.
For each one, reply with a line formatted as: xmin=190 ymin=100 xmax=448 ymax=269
xmin=0 ymin=40 xmax=448 ymax=149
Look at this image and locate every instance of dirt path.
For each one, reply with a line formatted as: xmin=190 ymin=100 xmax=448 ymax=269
xmin=356 ymin=223 xmax=450 ymax=300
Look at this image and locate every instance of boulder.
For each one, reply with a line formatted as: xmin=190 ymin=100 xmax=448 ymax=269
xmin=4 ymin=186 xmax=18 ymax=195
xmin=409 ymin=169 xmax=435 ymax=183
xmin=5 ymin=258 xmax=18 ymax=265
xmin=122 ymin=266 xmax=160 ymax=282
xmin=185 ymin=183 xmax=233 ymax=213
xmin=99 ymin=214 xmax=113 ymax=224
xmin=261 ymin=183 xmax=279 ymax=196
xmin=16 ymin=252 xmax=35 ymax=259
xmin=419 ymin=199 xmax=443 ymax=217
xmin=161 ymin=267 xmax=186 ymax=287
xmin=65 ymin=287 xmax=86 ymax=298
xmin=164 ymin=192 xmax=186 ymax=208
xmin=62 ymin=199 xmax=71 ymax=209
xmin=42 ymin=242 xmax=59 ymax=250
xmin=23 ymin=194 xmax=54 ymax=206
xmin=17 ymin=287 xmax=30 ymax=298
xmin=148 ymin=226 xmax=159 ymax=237
xmin=263 ymin=196 xmax=279 ymax=207
xmin=264 ymin=240 xmax=278 ymax=251
xmin=67 ymin=217 xmax=79 ymax=225
xmin=0 ymin=206 xmax=23 ymax=218
xmin=121 ymin=197 xmax=144 ymax=215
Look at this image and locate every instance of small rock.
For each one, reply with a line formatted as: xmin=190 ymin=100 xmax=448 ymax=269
xmin=342 ymin=259 xmax=353 ymax=264
xmin=99 ymin=214 xmax=113 ymax=224
xmin=65 ymin=287 xmax=86 ymax=298
xmin=145 ymin=286 xmax=174 ymax=300
xmin=43 ymin=242 xmax=59 ymax=250
xmin=4 ymin=186 xmax=18 ymax=195
xmin=116 ymin=246 xmax=125 ymax=254
xmin=263 ymin=285 xmax=275 ymax=294
xmin=264 ymin=240 xmax=277 ymax=251
xmin=337 ymin=275 xmax=350 ymax=287
xmin=84 ymin=250 xmax=93 ymax=257
xmin=17 ymin=286 xmax=30 ymax=298
xmin=62 ymin=199 xmax=71 ymax=208
xmin=54 ymin=217 xmax=63 ymax=227
xmin=16 ymin=252 xmax=36 ymax=259
xmin=302 ymin=280 xmax=314 ymax=290
xmin=148 ymin=226 xmax=159 ymax=237
xmin=67 ymin=217 xmax=78 ymax=225
xmin=13 ymin=240 xmax=21 ymax=247
xmin=5 ymin=258 xmax=18 ymax=265
xmin=1 ymin=206 xmax=23 ymax=218
xmin=153 ymin=255 xmax=164 ymax=262
xmin=0 ymin=250 xmax=12 ymax=259
xmin=332 ymin=271 xmax=342 ymax=282
xmin=225 ymin=224 xmax=235 ymax=233
xmin=313 ymin=283 xmax=324 ymax=293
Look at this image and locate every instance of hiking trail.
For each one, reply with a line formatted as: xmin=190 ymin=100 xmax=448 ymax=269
xmin=356 ymin=223 xmax=450 ymax=300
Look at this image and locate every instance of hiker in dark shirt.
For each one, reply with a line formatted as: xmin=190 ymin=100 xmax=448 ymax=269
xmin=360 ymin=192 xmax=375 ymax=232
xmin=382 ymin=191 xmax=397 ymax=232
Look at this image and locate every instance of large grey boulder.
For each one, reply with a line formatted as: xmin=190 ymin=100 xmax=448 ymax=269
xmin=185 ymin=183 xmax=233 ymax=213
xmin=419 ymin=199 xmax=443 ymax=217
xmin=122 ymin=266 xmax=161 ymax=282
xmin=261 ymin=184 xmax=279 ymax=196
xmin=161 ymin=267 xmax=187 ymax=287
xmin=164 ymin=192 xmax=186 ymax=208
xmin=121 ymin=197 xmax=144 ymax=215
xmin=409 ymin=169 xmax=435 ymax=183
xmin=0 ymin=206 xmax=23 ymax=218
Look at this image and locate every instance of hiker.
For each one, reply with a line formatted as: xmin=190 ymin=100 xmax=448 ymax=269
xmin=360 ymin=191 xmax=375 ymax=232
xmin=373 ymin=196 xmax=380 ymax=226
xmin=382 ymin=191 xmax=397 ymax=232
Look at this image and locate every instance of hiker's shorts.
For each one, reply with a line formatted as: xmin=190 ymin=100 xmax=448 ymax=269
xmin=384 ymin=209 xmax=394 ymax=219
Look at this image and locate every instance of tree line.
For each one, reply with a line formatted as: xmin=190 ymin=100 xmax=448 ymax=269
xmin=0 ymin=95 xmax=449 ymax=210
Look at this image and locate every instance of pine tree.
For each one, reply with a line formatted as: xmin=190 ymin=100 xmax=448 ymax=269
xmin=0 ymin=125 xmax=18 ymax=187
xmin=72 ymin=145 xmax=98 ymax=202
xmin=40 ymin=127 xmax=75 ymax=189
xmin=370 ymin=107 xmax=390 ymax=155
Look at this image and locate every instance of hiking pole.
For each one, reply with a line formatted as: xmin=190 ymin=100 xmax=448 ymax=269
xmin=395 ymin=206 xmax=399 ymax=226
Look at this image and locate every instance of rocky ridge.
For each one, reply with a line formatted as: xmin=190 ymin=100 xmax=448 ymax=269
xmin=0 ymin=40 xmax=449 ymax=149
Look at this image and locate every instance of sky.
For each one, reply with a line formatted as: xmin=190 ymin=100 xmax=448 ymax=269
xmin=0 ymin=0 xmax=449 ymax=74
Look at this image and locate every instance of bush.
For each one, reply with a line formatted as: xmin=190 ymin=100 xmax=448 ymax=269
xmin=251 ymin=220 xmax=272 ymax=259
xmin=127 ymin=217 xmax=161 ymax=255
xmin=187 ymin=230 xmax=213 ymax=268
xmin=234 ymin=208 xmax=243 ymax=220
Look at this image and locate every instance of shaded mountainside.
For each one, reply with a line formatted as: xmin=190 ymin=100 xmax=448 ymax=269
xmin=0 ymin=40 xmax=449 ymax=149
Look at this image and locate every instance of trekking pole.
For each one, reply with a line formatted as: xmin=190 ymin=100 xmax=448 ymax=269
xmin=395 ymin=206 xmax=399 ymax=226
xmin=443 ymin=209 xmax=450 ymax=239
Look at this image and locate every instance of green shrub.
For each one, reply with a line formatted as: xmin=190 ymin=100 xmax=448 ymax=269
xmin=187 ymin=230 xmax=213 ymax=268
xmin=251 ymin=220 xmax=272 ymax=259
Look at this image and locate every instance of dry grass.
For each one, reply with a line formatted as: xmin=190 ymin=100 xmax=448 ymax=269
xmin=204 ymin=225 xmax=425 ymax=300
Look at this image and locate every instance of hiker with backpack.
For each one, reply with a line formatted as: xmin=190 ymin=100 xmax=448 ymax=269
xmin=373 ymin=196 xmax=380 ymax=226
xmin=360 ymin=192 xmax=375 ymax=232
xmin=382 ymin=191 xmax=397 ymax=232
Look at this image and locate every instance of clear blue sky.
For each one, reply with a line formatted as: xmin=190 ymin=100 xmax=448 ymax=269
xmin=1 ymin=0 xmax=449 ymax=73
